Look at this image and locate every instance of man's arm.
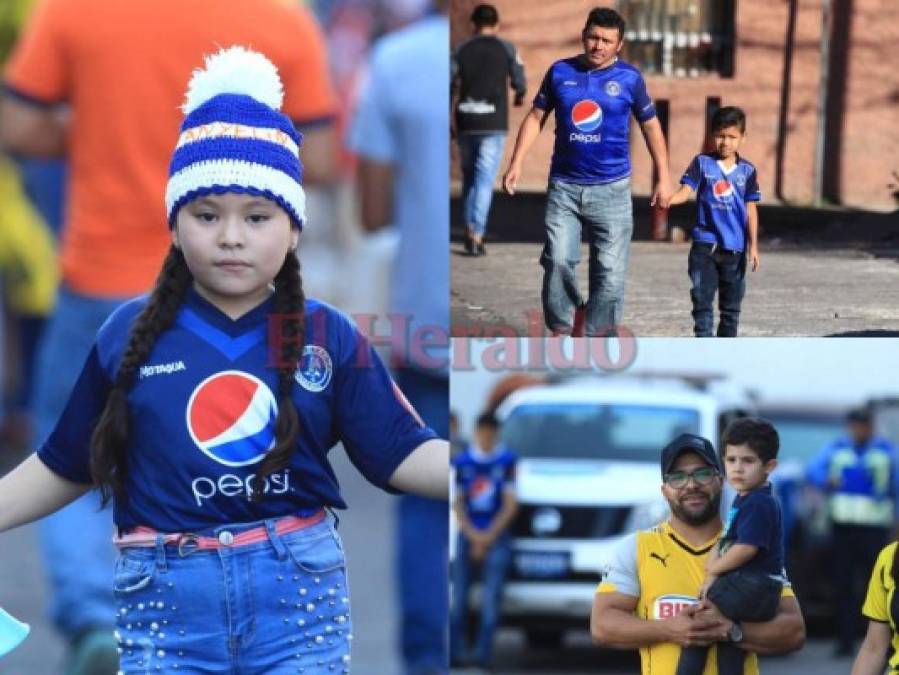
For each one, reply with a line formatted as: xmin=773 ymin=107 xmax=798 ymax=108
xmin=699 ymin=594 xmax=806 ymax=655
xmin=638 ymin=116 xmax=671 ymax=208
xmin=0 ymin=96 xmax=68 ymax=157
xmin=502 ymin=105 xmax=550 ymax=195
xmin=297 ymin=123 xmax=338 ymax=186
xmin=356 ymin=158 xmax=394 ymax=233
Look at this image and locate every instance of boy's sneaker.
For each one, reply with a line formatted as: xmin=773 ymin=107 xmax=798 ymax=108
xmin=65 ymin=627 xmax=119 ymax=675
xmin=572 ymin=303 xmax=587 ymax=337
xmin=463 ymin=235 xmax=474 ymax=255
xmin=476 ymin=242 xmax=486 ymax=256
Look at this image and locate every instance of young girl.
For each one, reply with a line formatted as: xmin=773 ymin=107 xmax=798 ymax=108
xmin=0 ymin=46 xmax=448 ymax=673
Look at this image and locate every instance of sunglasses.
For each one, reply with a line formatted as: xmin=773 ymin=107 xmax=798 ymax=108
xmin=663 ymin=467 xmax=719 ymax=489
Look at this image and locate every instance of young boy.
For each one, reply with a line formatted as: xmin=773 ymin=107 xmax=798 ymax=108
xmin=450 ymin=412 xmax=518 ymax=669
xmin=675 ymin=417 xmax=785 ymax=675
xmin=668 ymin=106 xmax=761 ymax=337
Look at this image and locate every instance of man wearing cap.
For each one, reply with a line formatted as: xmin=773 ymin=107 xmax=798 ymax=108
xmin=591 ymin=434 xmax=805 ymax=674
xmin=806 ymin=408 xmax=899 ymax=656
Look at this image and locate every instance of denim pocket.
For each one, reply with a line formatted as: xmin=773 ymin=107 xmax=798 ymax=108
xmin=285 ymin=529 xmax=346 ymax=574
xmin=113 ymin=550 xmax=155 ymax=594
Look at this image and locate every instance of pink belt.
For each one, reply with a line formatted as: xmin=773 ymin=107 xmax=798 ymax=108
xmin=113 ymin=510 xmax=326 ymax=552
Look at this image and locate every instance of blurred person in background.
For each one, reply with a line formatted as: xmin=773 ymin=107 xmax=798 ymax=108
xmin=451 ymin=3 xmax=526 ymax=256
xmin=450 ymin=411 xmax=518 ymax=669
xmin=347 ymin=1 xmax=449 ymax=672
xmin=850 ymin=536 xmax=899 ymax=675
xmin=0 ymin=1 xmax=336 ymax=672
xmin=806 ymin=407 xmax=899 ymax=657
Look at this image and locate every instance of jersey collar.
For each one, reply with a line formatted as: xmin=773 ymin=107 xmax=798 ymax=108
xmin=183 ymin=286 xmax=274 ymax=337
xmin=663 ymin=520 xmax=720 ymax=556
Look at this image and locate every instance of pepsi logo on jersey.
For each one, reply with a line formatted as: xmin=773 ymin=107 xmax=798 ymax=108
xmin=570 ymin=99 xmax=602 ymax=143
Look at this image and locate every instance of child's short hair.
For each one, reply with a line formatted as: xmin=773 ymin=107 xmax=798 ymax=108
xmin=711 ymin=106 xmax=747 ymax=134
xmin=476 ymin=411 xmax=500 ymax=429
xmin=721 ymin=417 xmax=779 ymax=463
xmin=583 ymin=7 xmax=626 ymax=40
xmin=471 ymin=4 xmax=499 ymax=28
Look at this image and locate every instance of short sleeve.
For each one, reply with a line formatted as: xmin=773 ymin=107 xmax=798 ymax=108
xmin=37 ymin=345 xmax=112 ymax=484
xmin=862 ymin=545 xmax=893 ymax=622
xmin=745 ymin=167 xmax=761 ymax=202
xmin=630 ymin=72 xmax=656 ymax=123
xmin=347 ymin=52 xmax=396 ymax=163
xmin=532 ymin=66 xmax=555 ymax=112
xmin=333 ymin=326 xmax=438 ymax=491
xmin=278 ymin=7 xmax=337 ymax=126
xmin=596 ymin=532 xmax=640 ymax=597
xmin=3 ymin=0 xmax=72 ymax=104
xmin=732 ymin=496 xmax=778 ymax=550
xmin=680 ymin=155 xmax=702 ymax=190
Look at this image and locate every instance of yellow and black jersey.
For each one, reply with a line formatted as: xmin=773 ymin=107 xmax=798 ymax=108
xmin=596 ymin=521 xmax=794 ymax=675
xmin=861 ymin=541 xmax=899 ymax=673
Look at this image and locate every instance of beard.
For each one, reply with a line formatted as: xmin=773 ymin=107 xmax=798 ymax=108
xmin=668 ymin=488 xmax=721 ymax=526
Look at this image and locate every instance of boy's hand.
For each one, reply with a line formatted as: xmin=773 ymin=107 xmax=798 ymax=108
xmin=502 ymin=164 xmax=520 ymax=195
xmin=748 ymin=246 xmax=760 ymax=272
xmin=699 ymin=575 xmax=717 ymax=600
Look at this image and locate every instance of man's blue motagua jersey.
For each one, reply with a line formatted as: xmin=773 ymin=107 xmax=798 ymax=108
xmin=533 ymin=57 xmax=656 ymax=184
xmin=38 ymin=289 xmax=437 ymax=532
xmin=681 ymin=153 xmax=762 ymax=252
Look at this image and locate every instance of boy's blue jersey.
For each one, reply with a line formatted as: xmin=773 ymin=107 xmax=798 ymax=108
xmin=452 ymin=444 xmax=516 ymax=530
xmin=720 ymin=483 xmax=784 ymax=577
xmin=533 ymin=57 xmax=656 ymax=185
xmin=680 ymin=153 xmax=761 ymax=252
xmin=38 ymin=289 xmax=437 ymax=532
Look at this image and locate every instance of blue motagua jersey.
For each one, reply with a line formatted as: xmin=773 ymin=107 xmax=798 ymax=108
xmin=680 ymin=153 xmax=762 ymax=251
xmin=38 ymin=289 xmax=437 ymax=532
xmin=533 ymin=57 xmax=656 ymax=184
xmin=452 ymin=445 xmax=517 ymax=530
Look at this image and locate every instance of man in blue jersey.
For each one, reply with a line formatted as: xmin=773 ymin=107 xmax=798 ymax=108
xmin=502 ymin=7 xmax=671 ymax=337
xmin=450 ymin=411 xmax=518 ymax=669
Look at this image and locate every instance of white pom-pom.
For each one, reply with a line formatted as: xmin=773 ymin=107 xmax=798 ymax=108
xmin=182 ymin=46 xmax=284 ymax=114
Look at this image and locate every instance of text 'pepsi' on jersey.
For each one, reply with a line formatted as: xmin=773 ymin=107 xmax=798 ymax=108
xmin=533 ymin=57 xmax=656 ymax=185
xmin=452 ymin=445 xmax=516 ymax=530
xmin=38 ymin=288 xmax=437 ymax=533
xmin=680 ymin=153 xmax=761 ymax=252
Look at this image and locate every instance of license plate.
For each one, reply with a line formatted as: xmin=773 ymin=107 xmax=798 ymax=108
xmin=514 ymin=551 xmax=570 ymax=579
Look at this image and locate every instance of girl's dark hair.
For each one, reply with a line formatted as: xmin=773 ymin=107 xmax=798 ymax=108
xmin=90 ymin=245 xmax=306 ymax=506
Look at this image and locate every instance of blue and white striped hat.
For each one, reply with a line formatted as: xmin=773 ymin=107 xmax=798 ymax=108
xmin=165 ymin=46 xmax=306 ymax=228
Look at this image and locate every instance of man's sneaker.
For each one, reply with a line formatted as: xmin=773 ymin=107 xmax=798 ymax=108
xmin=65 ymin=627 xmax=119 ymax=675
xmin=572 ymin=303 xmax=587 ymax=337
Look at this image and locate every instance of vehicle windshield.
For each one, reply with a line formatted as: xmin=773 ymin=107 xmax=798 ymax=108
xmin=760 ymin=412 xmax=844 ymax=462
xmin=503 ymin=403 xmax=700 ymax=461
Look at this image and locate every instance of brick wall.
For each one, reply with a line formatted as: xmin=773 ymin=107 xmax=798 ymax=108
xmin=451 ymin=0 xmax=899 ymax=212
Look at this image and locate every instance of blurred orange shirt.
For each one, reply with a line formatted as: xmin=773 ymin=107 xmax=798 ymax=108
xmin=4 ymin=0 xmax=336 ymax=297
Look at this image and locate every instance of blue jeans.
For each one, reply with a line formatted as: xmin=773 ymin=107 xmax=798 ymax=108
xmin=32 ymin=287 xmax=133 ymax=638
xmin=540 ymin=178 xmax=633 ymax=335
xmin=458 ymin=133 xmax=506 ymax=237
xmin=14 ymin=157 xmax=67 ymax=236
xmin=396 ymin=368 xmax=448 ymax=675
xmin=450 ymin=533 xmax=511 ymax=666
xmin=687 ymin=242 xmax=746 ymax=337
xmin=113 ymin=517 xmax=351 ymax=674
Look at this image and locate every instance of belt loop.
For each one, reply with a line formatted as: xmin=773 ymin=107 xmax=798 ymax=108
xmin=154 ymin=534 xmax=167 ymax=573
xmin=265 ymin=519 xmax=288 ymax=561
xmin=326 ymin=507 xmax=340 ymax=530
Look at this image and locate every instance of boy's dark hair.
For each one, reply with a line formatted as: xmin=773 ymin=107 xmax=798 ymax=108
xmin=710 ymin=106 xmax=747 ymax=133
xmin=90 ymin=245 xmax=306 ymax=506
xmin=721 ymin=417 xmax=779 ymax=463
xmin=583 ymin=7 xmax=626 ymax=40
xmin=471 ymin=4 xmax=499 ymax=28
xmin=476 ymin=411 xmax=500 ymax=429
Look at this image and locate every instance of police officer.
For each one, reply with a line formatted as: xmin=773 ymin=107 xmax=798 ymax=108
xmin=806 ymin=407 xmax=899 ymax=656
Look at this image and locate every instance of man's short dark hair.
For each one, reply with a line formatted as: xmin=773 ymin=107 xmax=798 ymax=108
xmin=721 ymin=417 xmax=779 ymax=463
xmin=583 ymin=7 xmax=626 ymax=40
xmin=471 ymin=4 xmax=499 ymax=28
xmin=476 ymin=411 xmax=500 ymax=429
xmin=710 ymin=106 xmax=747 ymax=134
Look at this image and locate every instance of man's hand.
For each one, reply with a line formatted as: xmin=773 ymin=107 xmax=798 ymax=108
xmin=651 ymin=181 xmax=672 ymax=208
xmin=695 ymin=600 xmax=735 ymax=642
xmin=662 ymin=604 xmax=728 ymax=647
xmin=502 ymin=164 xmax=521 ymax=195
xmin=748 ymin=246 xmax=760 ymax=272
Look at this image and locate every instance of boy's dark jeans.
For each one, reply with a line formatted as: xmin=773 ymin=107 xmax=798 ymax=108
xmin=688 ymin=242 xmax=747 ymax=337
xmin=675 ymin=569 xmax=782 ymax=675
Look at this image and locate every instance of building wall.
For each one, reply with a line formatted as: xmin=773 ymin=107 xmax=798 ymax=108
xmin=450 ymin=0 xmax=898 ymax=212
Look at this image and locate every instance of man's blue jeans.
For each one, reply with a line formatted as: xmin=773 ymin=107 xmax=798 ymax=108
xmin=458 ymin=133 xmax=506 ymax=237
xmin=450 ymin=532 xmax=512 ymax=666
xmin=32 ymin=287 xmax=132 ymax=639
xmin=687 ymin=242 xmax=747 ymax=337
xmin=540 ymin=178 xmax=633 ymax=335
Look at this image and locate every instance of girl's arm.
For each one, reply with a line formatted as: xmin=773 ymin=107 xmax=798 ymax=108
xmin=0 ymin=454 xmax=92 ymax=534
xmin=851 ymin=620 xmax=891 ymax=675
xmin=388 ymin=439 xmax=449 ymax=500
xmin=667 ymin=184 xmax=694 ymax=206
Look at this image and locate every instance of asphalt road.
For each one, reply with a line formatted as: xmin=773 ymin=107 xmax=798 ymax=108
xmin=451 ymin=241 xmax=899 ymax=337
xmin=453 ymin=629 xmax=855 ymax=674
xmin=0 ymin=446 xmax=407 ymax=675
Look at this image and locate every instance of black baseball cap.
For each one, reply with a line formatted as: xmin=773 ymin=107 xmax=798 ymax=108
xmin=661 ymin=433 xmax=722 ymax=476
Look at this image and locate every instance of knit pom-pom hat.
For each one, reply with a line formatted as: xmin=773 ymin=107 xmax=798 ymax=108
xmin=165 ymin=46 xmax=305 ymax=228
